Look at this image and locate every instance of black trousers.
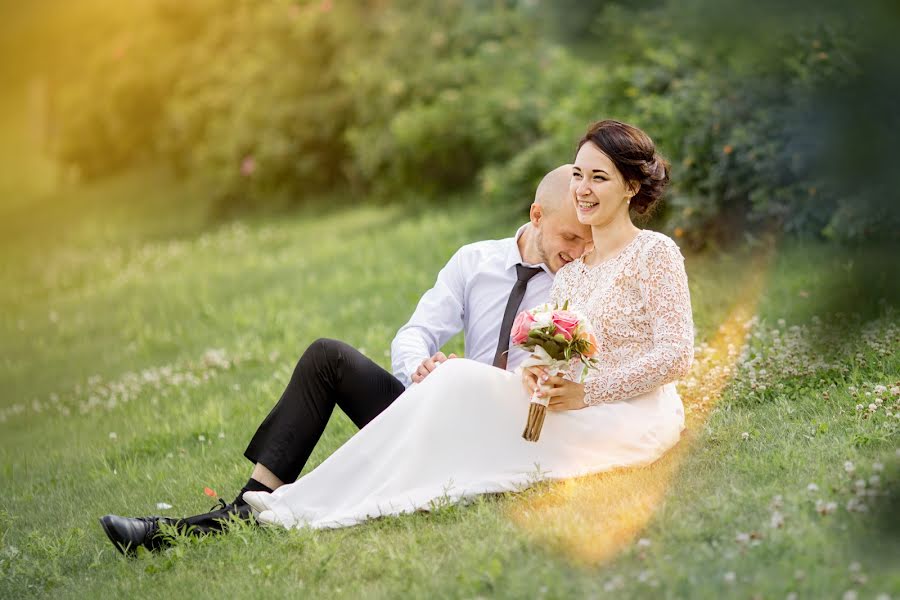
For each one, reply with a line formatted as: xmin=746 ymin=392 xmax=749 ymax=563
xmin=243 ymin=338 xmax=407 ymax=483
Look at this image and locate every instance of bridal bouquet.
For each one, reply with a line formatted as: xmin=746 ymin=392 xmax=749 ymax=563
xmin=512 ymin=301 xmax=599 ymax=442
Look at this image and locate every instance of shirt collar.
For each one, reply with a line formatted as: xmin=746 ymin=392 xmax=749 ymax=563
xmin=507 ymin=223 xmax=553 ymax=275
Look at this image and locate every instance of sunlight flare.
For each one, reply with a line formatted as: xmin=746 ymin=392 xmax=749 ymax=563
xmin=505 ymin=249 xmax=773 ymax=566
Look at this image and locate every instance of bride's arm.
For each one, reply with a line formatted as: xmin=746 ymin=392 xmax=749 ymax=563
xmin=582 ymin=238 xmax=695 ymax=406
xmin=391 ymin=248 xmax=467 ymax=387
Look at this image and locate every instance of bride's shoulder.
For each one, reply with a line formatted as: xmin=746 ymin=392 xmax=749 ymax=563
xmin=639 ymin=229 xmax=675 ymax=246
xmin=555 ymin=257 xmax=583 ymax=280
xmin=634 ymin=231 xmax=687 ymax=276
xmin=638 ymin=230 xmax=684 ymax=257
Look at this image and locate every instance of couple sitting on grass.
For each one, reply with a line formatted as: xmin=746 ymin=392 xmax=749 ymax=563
xmin=100 ymin=118 xmax=695 ymax=555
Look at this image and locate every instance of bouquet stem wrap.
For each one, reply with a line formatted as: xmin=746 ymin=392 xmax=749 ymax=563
xmin=520 ymin=346 xmax=574 ymax=442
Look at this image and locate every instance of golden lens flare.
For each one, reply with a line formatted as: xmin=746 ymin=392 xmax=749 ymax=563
xmin=506 ymin=244 xmax=774 ymax=567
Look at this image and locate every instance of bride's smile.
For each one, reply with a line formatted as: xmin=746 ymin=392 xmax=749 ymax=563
xmin=571 ymin=141 xmax=638 ymax=226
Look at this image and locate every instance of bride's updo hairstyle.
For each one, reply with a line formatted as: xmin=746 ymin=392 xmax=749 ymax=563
xmin=576 ymin=119 xmax=670 ymax=216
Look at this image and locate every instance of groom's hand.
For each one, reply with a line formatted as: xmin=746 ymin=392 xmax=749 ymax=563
xmin=411 ymin=352 xmax=458 ymax=383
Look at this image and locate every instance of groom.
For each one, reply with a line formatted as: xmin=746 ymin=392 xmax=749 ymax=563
xmin=99 ymin=164 xmax=591 ymax=554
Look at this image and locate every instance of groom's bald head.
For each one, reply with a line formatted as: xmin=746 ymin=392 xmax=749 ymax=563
xmin=524 ymin=164 xmax=592 ymax=274
xmin=534 ymin=164 xmax=574 ymax=215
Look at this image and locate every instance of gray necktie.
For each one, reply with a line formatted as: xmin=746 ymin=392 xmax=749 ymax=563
xmin=492 ymin=264 xmax=544 ymax=370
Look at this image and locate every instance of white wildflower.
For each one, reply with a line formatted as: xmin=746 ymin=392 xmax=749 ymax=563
xmin=770 ymin=510 xmax=784 ymax=528
xmin=603 ymin=574 xmax=625 ymax=592
xmin=723 ymin=571 xmax=736 ymax=584
xmin=846 ymin=498 xmax=867 ymax=512
xmin=741 ymin=431 xmax=750 ymax=440
xmin=202 ymin=348 xmax=230 ymax=369
xmin=844 ymin=461 xmax=855 ymax=474
xmin=807 ymin=483 xmax=819 ymax=492
xmin=109 ymin=432 xmax=118 ymax=440
xmin=815 ymin=499 xmax=837 ymax=515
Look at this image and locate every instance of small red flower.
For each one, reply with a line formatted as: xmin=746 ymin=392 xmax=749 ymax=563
xmin=204 ymin=487 xmax=217 ymax=498
xmin=240 ymin=156 xmax=256 ymax=176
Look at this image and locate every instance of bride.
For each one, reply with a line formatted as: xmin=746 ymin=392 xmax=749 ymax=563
xmin=242 ymin=119 xmax=695 ymax=530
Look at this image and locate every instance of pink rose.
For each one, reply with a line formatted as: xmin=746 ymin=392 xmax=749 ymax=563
xmin=510 ymin=310 xmax=535 ymax=345
xmin=240 ymin=155 xmax=256 ymax=176
xmin=551 ymin=310 xmax=579 ymax=341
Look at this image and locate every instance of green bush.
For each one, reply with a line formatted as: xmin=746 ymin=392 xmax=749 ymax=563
xmin=343 ymin=1 xmax=548 ymax=198
xmin=46 ymin=0 xmax=896 ymax=242
xmin=160 ymin=1 xmax=360 ymax=212
xmin=481 ymin=6 xmax=884 ymax=247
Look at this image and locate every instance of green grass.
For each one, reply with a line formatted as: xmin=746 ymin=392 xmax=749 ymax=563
xmin=1 ymin=166 xmax=898 ymax=599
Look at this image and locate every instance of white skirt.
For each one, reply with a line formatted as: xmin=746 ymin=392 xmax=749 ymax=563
xmin=244 ymin=358 xmax=685 ymax=530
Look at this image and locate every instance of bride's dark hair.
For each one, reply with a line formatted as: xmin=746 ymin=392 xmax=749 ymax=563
xmin=575 ymin=119 xmax=670 ymax=216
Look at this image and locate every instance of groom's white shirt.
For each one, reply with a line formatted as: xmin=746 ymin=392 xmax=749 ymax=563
xmin=391 ymin=223 xmax=553 ymax=388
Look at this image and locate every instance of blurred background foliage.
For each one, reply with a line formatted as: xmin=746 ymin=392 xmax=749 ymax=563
xmin=2 ymin=0 xmax=898 ymax=247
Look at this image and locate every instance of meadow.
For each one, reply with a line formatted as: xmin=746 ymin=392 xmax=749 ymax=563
xmin=1 ymin=162 xmax=897 ymax=599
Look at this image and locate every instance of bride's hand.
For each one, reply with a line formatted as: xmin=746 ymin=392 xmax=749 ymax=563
xmin=537 ymin=375 xmax=587 ymax=411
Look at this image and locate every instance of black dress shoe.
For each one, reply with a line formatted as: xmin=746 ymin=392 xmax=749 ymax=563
xmin=178 ymin=499 xmax=255 ymax=535
xmin=100 ymin=500 xmax=254 ymax=556
xmin=98 ymin=514 xmax=173 ymax=555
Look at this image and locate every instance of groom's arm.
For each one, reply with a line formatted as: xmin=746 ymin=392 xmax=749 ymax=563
xmin=391 ymin=248 xmax=468 ymax=387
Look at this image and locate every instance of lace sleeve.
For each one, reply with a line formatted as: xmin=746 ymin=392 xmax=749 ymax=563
xmin=582 ymin=238 xmax=695 ymax=406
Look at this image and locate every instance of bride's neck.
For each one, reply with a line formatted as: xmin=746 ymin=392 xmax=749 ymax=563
xmin=587 ymin=219 xmax=640 ymax=264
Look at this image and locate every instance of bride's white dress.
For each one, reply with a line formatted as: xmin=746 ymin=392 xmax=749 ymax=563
xmin=245 ymin=229 xmax=695 ymax=530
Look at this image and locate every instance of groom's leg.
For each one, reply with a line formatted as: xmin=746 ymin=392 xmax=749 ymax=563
xmin=243 ymin=338 xmax=406 ymax=484
xmin=98 ymin=338 xmax=405 ymax=555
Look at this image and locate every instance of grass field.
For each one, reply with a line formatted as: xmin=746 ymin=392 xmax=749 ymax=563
xmin=1 ymin=162 xmax=898 ymax=598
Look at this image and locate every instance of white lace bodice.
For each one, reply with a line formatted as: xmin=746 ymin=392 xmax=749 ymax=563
xmin=550 ymin=229 xmax=695 ymax=406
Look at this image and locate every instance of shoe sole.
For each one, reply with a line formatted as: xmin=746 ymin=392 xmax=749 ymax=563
xmin=98 ymin=516 xmax=136 ymax=556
